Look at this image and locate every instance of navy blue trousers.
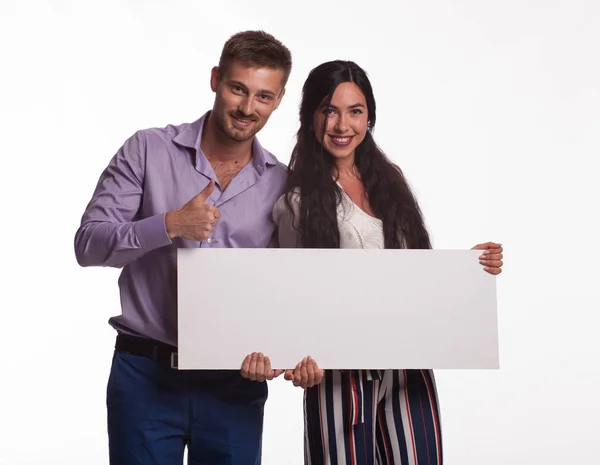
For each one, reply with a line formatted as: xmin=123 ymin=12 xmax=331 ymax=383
xmin=107 ymin=349 xmax=267 ymax=465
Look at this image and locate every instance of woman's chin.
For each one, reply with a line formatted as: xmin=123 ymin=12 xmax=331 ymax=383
xmin=325 ymin=145 xmax=355 ymax=160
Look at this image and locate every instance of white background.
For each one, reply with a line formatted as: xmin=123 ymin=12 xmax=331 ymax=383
xmin=1 ymin=0 xmax=599 ymax=464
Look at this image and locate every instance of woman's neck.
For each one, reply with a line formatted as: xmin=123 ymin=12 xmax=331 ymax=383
xmin=334 ymin=153 xmax=357 ymax=180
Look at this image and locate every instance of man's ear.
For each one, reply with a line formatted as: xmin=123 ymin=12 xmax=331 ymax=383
xmin=210 ymin=66 xmax=220 ymax=92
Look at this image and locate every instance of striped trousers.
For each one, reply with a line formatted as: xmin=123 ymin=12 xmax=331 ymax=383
xmin=303 ymin=369 xmax=442 ymax=465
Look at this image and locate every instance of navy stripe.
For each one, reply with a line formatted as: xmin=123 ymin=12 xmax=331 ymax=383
xmin=391 ymin=370 xmax=411 ymax=464
xmin=376 ymin=401 xmax=393 ymax=465
xmin=305 ymin=376 xmax=325 ymax=465
xmin=324 ymin=371 xmax=339 ymax=465
xmin=420 ymin=370 xmax=442 ymax=464
xmin=368 ymin=369 xmax=382 ymax=380
xmin=304 ymin=369 xmax=442 ymax=465
xmin=405 ymin=369 xmax=440 ymax=464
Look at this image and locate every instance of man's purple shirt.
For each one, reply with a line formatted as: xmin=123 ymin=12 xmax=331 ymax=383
xmin=75 ymin=112 xmax=288 ymax=346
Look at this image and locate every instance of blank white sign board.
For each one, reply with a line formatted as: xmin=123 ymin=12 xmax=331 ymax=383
xmin=177 ymin=248 xmax=499 ymax=370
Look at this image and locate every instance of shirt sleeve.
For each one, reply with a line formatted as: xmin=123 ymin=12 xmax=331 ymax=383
xmin=74 ymin=131 xmax=172 ymax=268
xmin=272 ymin=192 xmax=302 ymax=248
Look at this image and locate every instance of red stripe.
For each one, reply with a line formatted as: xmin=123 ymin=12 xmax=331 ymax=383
xmin=348 ymin=373 xmax=357 ymax=465
xmin=352 ymin=374 xmax=359 ymax=425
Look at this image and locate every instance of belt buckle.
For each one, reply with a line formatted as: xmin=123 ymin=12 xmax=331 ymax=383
xmin=170 ymin=351 xmax=178 ymax=369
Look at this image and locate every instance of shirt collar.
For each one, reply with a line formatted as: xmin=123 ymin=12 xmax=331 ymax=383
xmin=173 ymin=111 xmax=279 ymax=173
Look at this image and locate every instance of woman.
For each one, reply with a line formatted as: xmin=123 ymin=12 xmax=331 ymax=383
xmin=272 ymin=60 xmax=504 ymax=465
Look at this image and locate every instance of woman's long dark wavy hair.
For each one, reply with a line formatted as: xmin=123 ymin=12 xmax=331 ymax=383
xmin=284 ymin=60 xmax=431 ymax=249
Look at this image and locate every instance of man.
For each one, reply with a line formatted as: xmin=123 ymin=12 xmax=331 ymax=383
xmin=75 ymin=30 xmax=300 ymax=465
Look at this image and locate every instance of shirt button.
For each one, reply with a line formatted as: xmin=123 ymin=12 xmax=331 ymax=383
xmin=207 ymin=238 xmax=212 ymax=244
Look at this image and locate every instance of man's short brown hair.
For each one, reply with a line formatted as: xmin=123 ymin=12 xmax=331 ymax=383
xmin=218 ymin=30 xmax=292 ymax=87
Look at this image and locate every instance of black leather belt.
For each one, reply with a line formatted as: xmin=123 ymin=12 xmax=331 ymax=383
xmin=114 ymin=333 xmax=178 ymax=368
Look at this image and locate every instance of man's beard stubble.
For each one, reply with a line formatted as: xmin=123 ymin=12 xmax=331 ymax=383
xmin=214 ymin=109 xmax=260 ymax=143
